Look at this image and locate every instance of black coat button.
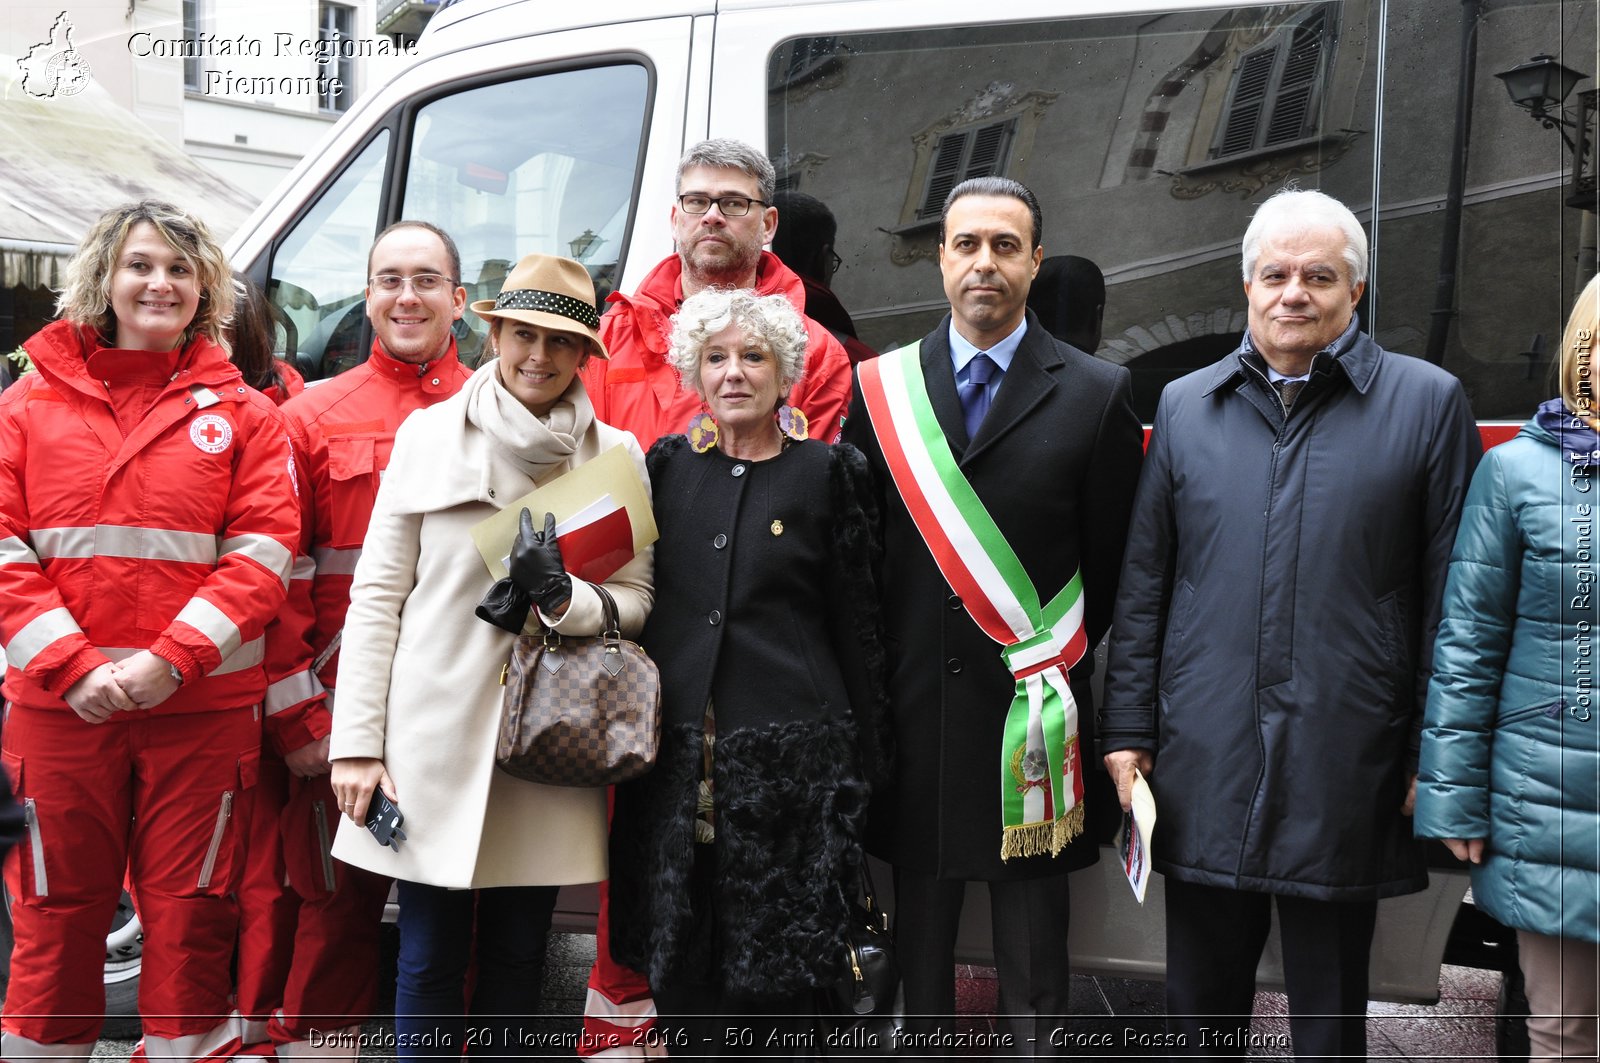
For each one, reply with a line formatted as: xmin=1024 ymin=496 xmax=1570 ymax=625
xmin=713 ymin=533 xmax=728 ymax=549
xmin=948 ymin=594 xmax=962 ymax=610
xmin=946 ymin=657 xmax=962 ymax=674
xmin=731 ymin=464 xmax=746 ymax=477
xmin=709 ymin=610 xmax=722 ymax=625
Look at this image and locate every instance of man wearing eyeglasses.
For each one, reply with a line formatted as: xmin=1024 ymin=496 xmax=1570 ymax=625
xmin=580 ymin=138 xmax=854 ymax=451
xmin=239 ymin=220 xmax=473 ymax=1059
xmin=576 ymin=139 xmax=854 ymax=1059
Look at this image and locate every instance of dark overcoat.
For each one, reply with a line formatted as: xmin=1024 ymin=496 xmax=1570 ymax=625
xmin=608 ymin=436 xmax=889 ymax=995
xmin=1101 ymin=333 xmax=1481 ymax=901
xmin=843 ymin=311 xmax=1143 ymax=881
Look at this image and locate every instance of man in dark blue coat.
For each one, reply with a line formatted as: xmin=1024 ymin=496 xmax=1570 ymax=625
xmin=1101 ymin=188 xmax=1480 ymax=1061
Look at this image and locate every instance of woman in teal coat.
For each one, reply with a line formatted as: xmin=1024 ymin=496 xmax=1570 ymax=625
xmin=1415 ymin=274 xmax=1600 ymax=1063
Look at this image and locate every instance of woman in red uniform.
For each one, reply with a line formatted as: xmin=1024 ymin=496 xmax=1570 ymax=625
xmin=0 ymin=200 xmax=300 ymax=1062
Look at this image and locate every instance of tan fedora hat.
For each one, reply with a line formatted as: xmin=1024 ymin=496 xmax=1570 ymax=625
xmin=469 ymin=253 xmax=609 ymax=359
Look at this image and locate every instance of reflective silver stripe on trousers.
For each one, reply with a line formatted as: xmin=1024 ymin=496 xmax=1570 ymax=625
xmin=0 ymin=1031 xmax=95 ymax=1059
xmin=0 ymin=535 xmax=40 ymax=567
xmin=139 ymin=1011 xmax=244 ymax=1060
xmin=312 ymin=546 xmax=361 ymax=577
xmin=174 ymin=598 xmax=243 ymax=659
xmin=31 ymin=525 xmax=219 ymax=564
xmin=264 ymin=668 xmax=324 ymax=715
xmin=220 ymin=534 xmax=294 ymax=586
xmin=23 ymin=798 xmax=47 ymax=896
xmin=197 ymin=790 xmax=234 ymax=888
xmin=99 ymin=637 xmax=264 ymax=677
xmin=4 ymin=608 xmax=82 ymax=669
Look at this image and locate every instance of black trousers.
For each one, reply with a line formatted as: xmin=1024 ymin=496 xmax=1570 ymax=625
xmin=892 ymin=864 xmax=1072 ymax=1058
xmin=1163 ymin=878 xmax=1378 ymax=1063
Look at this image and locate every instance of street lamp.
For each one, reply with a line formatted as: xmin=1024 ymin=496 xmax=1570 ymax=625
xmin=1496 ymin=54 xmax=1598 ymax=291
xmin=568 ymin=229 xmax=603 ymax=260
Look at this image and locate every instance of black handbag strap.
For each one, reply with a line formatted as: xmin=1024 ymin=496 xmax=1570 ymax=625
xmin=591 ymin=583 xmax=622 ymax=639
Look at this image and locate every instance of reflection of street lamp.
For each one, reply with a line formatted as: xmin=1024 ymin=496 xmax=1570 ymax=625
xmin=568 ymin=229 xmax=603 ymax=261
xmin=1496 ymin=54 xmax=1597 ymax=290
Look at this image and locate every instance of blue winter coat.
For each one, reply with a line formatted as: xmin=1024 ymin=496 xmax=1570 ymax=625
xmin=1415 ymin=414 xmax=1600 ymax=943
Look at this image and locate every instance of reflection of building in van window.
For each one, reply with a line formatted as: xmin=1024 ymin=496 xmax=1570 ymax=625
xmin=767 ymin=0 xmax=1595 ymax=422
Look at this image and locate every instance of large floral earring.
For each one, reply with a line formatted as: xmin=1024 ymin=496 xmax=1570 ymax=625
xmin=776 ymin=404 xmax=808 ymax=441
xmin=687 ymin=409 xmax=719 ymax=453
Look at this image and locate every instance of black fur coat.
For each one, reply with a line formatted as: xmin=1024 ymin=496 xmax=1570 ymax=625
xmin=609 ymin=435 xmax=888 ymax=996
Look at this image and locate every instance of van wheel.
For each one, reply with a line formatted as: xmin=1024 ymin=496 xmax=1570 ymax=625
xmin=0 ymin=887 xmax=143 ymax=1040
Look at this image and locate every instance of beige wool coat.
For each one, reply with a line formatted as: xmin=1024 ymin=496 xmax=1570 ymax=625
xmin=329 ymin=365 xmax=653 ymax=888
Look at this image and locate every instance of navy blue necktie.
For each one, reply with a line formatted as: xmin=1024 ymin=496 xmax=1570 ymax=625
xmin=961 ymin=353 xmax=996 ymax=441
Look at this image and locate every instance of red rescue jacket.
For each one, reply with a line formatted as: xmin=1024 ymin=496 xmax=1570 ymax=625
xmin=581 ymin=251 xmax=854 ymax=449
xmin=0 ymin=321 xmax=300 ymax=713
xmin=260 ymin=338 xmax=470 ymax=754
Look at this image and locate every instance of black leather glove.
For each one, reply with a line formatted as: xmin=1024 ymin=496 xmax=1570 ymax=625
xmin=509 ymin=509 xmax=572 ymax=615
xmin=474 ymin=577 xmax=531 ymax=634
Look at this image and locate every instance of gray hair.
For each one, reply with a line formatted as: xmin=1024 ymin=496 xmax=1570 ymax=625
xmin=676 ymin=139 xmax=776 ymax=204
xmin=1241 ymin=188 xmax=1368 ymax=286
xmin=668 ymin=289 xmax=807 ymax=399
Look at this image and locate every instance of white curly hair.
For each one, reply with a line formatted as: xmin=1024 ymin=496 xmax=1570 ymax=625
xmin=668 ymin=288 xmax=808 ymax=400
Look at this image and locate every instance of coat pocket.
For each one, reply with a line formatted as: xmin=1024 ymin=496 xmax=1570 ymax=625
xmin=326 ymin=435 xmax=382 ymax=547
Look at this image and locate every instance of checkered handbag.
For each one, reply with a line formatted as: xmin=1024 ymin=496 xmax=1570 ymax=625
xmin=495 ymin=584 xmax=661 ymax=787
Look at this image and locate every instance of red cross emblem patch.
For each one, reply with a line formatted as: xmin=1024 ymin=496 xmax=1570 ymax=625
xmin=190 ymin=414 xmax=233 ymax=454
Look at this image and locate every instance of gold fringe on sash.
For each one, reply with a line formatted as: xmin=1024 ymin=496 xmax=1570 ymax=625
xmin=999 ymin=802 xmax=1085 ymax=861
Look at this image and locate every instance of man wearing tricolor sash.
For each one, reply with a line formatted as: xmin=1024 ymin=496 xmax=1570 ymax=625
xmin=845 ymin=177 xmax=1143 ymax=1053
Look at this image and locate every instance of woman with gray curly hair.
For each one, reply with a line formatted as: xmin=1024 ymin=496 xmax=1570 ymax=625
xmin=608 ymin=286 xmax=891 ymax=1052
xmin=0 ymin=199 xmax=299 ymax=1060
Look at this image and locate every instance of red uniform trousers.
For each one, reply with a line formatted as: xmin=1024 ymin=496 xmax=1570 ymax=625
xmin=245 ymin=773 xmax=390 ymax=1054
xmin=581 ymin=789 xmax=663 ymax=1059
xmin=234 ymin=751 xmax=297 ymax=1049
xmin=0 ymin=704 xmax=258 ymax=1060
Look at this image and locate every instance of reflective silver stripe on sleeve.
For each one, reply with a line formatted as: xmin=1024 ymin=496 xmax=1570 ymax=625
xmin=100 ymin=639 xmax=262 ymax=676
xmin=220 ymin=534 xmax=294 ymax=585
xmin=174 ymin=598 xmax=242 ymax=659
xmin=312 ymin=546 xmax=361 ymax=577
xmin=0 ymin=536 xmax=39 ymax=567
xmin=31 ymin=525 xmax=218 ymax=565
xmin=291 ymin=555 xmax=316 ymax=582
xmin=4 ymin=608 xmax=82 ymax=669
xmin=212 ymin=636 xmax=264 ymax=675
xmin=264 ymin=667 xmax=323 ymax=714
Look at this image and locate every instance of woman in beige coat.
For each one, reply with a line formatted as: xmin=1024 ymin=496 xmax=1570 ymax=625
xmin=329 ymin=254 xmax=652 ymax=1059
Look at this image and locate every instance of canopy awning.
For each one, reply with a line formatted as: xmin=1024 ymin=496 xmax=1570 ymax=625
xmin=0 ymin=54 xmax=259 ymax=291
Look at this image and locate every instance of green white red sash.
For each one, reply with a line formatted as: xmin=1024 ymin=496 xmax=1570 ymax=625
xmin=859 ymin=345 xmax=1087 ymax=860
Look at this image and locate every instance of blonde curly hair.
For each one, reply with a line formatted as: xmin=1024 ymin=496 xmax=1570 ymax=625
xmin=668 ymin=288 xmax=807 ymax=400
xmin=56 ymin=200 xmax=236 ymax=346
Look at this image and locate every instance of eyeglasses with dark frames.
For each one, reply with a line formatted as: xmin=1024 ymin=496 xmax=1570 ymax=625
xmin=676 ymin=194 xmax=769 ymax=217
xmin=368 ymin=272 xmax=457 ymax=294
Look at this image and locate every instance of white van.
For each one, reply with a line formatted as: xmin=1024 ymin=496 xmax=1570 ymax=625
xmin=212 ymin=0 xmax=1587 ymax=1035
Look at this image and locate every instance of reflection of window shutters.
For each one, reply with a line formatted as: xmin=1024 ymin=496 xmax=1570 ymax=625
xmin=1265 ymin=14 xmax=1326 ymax=145
xmin=1219 ymin=51 xmax=1275 ymax=156
xmin=917 ymin=119 xmax=1016 ymax=218
xmin=1215 ymin=10 xmax=1330 ymax=158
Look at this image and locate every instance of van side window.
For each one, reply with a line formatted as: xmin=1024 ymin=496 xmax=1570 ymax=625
xmin=766 ymin=0 xmax=1590 ymax=424
xmin=400 ymin=63 xmax=650 ymax=366
xmin=268 ymin=130 xmax=391 ymax=381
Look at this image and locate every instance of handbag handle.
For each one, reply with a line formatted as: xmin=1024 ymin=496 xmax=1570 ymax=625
xmin=591 ymin=583 xmax=623 ymax=640
xmin=857 ymin=859 xmax=888 ymax=932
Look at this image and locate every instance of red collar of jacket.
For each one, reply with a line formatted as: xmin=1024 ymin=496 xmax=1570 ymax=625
xmin=602 ymin=251 xmax=808 ymax=364
xmin=26 ymin=321 xmax=243 ymax=402
xmin=365 ymin=335 xmax=466 ymax=397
